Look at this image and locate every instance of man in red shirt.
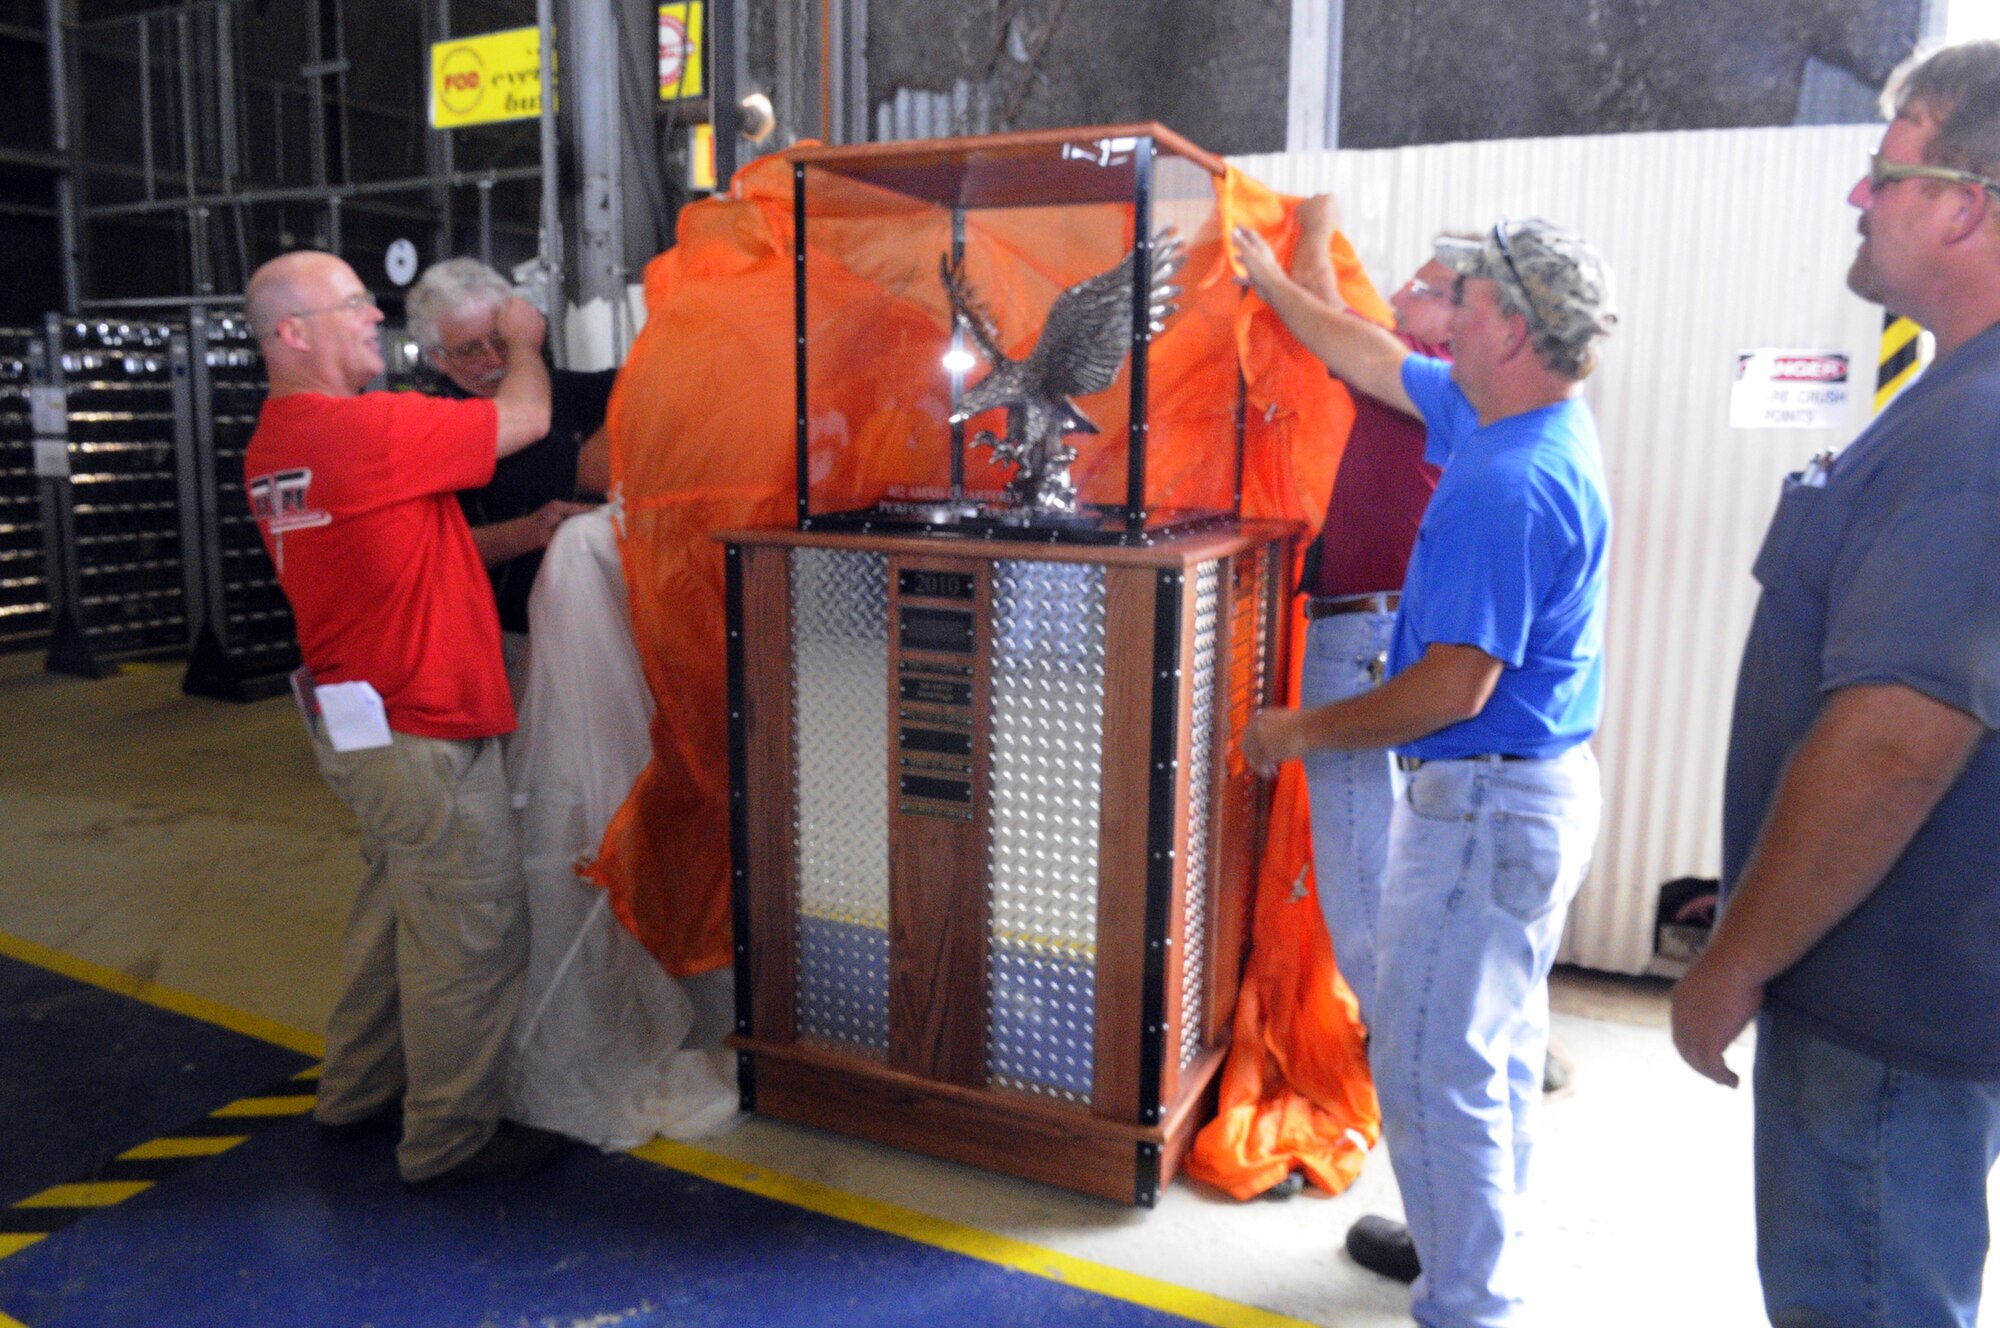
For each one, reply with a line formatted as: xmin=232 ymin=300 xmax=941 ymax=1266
xmin=243 ymin=249 xmax=564 ymax=1186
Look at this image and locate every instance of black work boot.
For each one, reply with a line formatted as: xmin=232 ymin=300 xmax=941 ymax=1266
xmin=1346 ymin=1214 xmax=1422 ymax=1283
xmin=404 ymin=1121 xmax=571 ymax=1188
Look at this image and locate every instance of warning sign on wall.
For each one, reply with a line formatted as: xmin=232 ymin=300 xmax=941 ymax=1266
xmin=659 ymin=2 xmax=705 ymax=101
xmin=1729 ymin=350 xmax=1852 ymax=430
xmin=430 ymin=26 xmax=549 ymax=129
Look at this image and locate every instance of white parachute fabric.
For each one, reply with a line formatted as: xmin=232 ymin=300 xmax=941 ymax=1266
xmin=504 ymin=504 xmax=740 ymax=1148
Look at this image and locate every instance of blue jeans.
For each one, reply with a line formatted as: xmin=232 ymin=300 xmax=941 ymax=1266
xmin=1754 ymin=1009 xmax=2000 ymax=1328
xmin=1370 ymin=746 xmax=1600 ymax=1328
xmin=1299 ymin=609 xmax=1398 ymax=1027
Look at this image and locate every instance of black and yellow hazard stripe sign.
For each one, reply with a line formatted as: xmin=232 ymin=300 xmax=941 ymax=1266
xmin=1875 ymin=313 xmax=1928 ymax=411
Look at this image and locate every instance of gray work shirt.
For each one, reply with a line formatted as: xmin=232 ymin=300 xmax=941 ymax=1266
xmin=1722 ymin=319 xmax=2000 ymax=1080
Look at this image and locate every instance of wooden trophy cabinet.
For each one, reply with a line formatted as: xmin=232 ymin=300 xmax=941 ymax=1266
xmin=722 ymin=523 xmax=1288 ymax=1204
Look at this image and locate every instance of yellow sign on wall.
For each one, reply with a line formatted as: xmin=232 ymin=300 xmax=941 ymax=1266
xmin=430 ymin=26 xmax=549 ymax=129
xmin=658 ymin=2 xmax=705 ymax=101
xmin=690 ymin=123 xmax=716 ymax=190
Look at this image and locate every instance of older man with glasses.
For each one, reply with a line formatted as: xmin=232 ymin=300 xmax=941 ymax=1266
xmin=1672 ymin=40 xmax=2000 ymax=1328
xmin=242 ymin=249 xmax=570 ymax=1188
xmin=1235 ymin=215 xmax=1616 ymax=1328
xmin=407 ymin=258 xmax=610 ymax=683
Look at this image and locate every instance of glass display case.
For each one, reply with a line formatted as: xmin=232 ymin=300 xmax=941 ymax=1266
xmin=790 ymin=124 xmax=1240 ymax=544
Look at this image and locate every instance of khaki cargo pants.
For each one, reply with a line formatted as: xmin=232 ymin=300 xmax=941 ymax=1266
xmin=309 ymin=723 xmax=528 ymax=1182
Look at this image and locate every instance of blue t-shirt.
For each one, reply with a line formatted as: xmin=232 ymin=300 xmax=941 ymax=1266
xmin=1723 ymin=320 xmax=2000 ymax=1080
xmin=1389 ymin=355 xmax=1611 ymax=760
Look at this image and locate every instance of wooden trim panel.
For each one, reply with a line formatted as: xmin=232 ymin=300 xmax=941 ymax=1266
xmin=716 ymin=521 xmax=1298 ymax=571
xmin=886 ymin=554 xmax=991 ymax=1086
xmin=739 ymin=544 xmax=799 ymax=1044
xmin=787 ymin=122 xmax=1228 ymax=180
xmin=740 ymin=1040 xmax=1148 ymax=1204
xmin=1091 ymin=565 xmax=1157 ymax=1123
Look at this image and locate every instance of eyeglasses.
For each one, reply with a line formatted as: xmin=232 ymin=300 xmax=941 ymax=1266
xmin=1403 ymin=278 xmax=1450 ymax=301
xmin=1490 ymin=219 xmax=1548 ymax=330
xmin=287 ymin=290 xmax=378 ymax=321
xmin=438 ymin=329 xmax=507 ymax=363
xmin=1867 ymin=152 xmax=2000 ymax=200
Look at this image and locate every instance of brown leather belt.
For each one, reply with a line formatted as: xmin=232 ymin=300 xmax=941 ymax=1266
xmin=1305 ymin=591 xmax=1400 ymax=620
xmin=1397 ymin=753 xmax=1532 ymax=773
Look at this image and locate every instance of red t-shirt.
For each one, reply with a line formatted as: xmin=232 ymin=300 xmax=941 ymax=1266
xmin=1305 ymin=336 xmax=1447 ymax=598
xmin=245 ymin=390 xmax=513 ymax=739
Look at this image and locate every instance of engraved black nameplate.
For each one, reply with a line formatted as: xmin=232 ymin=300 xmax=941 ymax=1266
xmin=899 ymin=606 xmax=974 ymax=654
xmin=898 ymin=568 xmax=975 ymax=601
xmin=899 ymin=774 xmax=972 ymax=804
xmin=901 ymin=726 xmax=973 ymax=756
xmin=899 ymin=678 xmax=972 ymax=707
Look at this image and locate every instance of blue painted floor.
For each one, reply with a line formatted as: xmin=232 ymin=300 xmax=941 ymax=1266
xmin=0 ymin=954 xmax=1203 ymax=1328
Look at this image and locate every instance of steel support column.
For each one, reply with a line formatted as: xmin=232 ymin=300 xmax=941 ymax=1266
xmin=537 ymin=0 xmax=564 ymax=365
xmin=46 ymin=0 xmax=83 ymax=312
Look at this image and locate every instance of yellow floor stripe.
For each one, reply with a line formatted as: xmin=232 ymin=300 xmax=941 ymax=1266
xmin=16 ymin=1181 xmax=152 ymax=1208
xmin=212 ymin=1095 xmax=316 ymax=1118
xmin=0 ymin=1234 xmax=45 ymax=1259
xmin=0 ymin=930 xmax=323 ymax=1057
xmin=119 ymin=1135 xmax=249 ymax=1160
xmin=629 ymin=1141 xmax=1317 ymax=1328
xmin=1 ymin=929 xmax=1298 ymax=1326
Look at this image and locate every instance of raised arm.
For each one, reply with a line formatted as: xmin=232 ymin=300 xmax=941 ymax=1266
xmin=1233 ymin=223 xmax=1416 ymax=417
xmin=1287 ymin=194 xmax=1348 ymax=308
xmin=492 ymin=296 xmax=553 ymax=457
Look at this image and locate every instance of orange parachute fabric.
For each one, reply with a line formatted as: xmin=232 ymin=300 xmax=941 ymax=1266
xmin=1183 ymin=178 xmax=1390 ymax=1201
xmin=592 ymin=148 xmax=1385 ymax=1198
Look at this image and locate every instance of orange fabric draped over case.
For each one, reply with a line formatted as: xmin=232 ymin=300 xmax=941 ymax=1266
xmin=590 ymin=147 xmax=1388 ymax=1198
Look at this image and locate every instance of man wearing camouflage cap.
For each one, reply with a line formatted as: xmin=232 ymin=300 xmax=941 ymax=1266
xmin=1235 ymin=215 xmax=1616 ymax=1328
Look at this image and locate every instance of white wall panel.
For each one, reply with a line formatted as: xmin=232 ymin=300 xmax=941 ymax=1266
xmin=1231 ymin=125 xmax=1887 ymax=973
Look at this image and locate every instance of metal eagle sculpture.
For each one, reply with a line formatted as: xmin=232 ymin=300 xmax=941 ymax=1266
xmin=940 ymin=228 xmax=1186 ymax=513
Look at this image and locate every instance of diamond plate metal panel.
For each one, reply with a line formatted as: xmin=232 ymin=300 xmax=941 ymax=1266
xmin=791 ymin=548 xmax=891 ymax=1054
xmin=1180 ymin=559 xmax=1220 ymax=1070
xmin=986 ymin=559 xmax=1105 ymax=1101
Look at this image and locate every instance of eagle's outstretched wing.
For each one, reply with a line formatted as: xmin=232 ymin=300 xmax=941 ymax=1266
xmin=939 ymin=253 xmax=1007 ymax=364
xmin=1029 ymin=229 xmax=1185 ymax=401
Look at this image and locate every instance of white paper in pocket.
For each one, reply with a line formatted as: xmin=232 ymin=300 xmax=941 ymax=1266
xmin=314 ymin=680 xmax=394 ymax=752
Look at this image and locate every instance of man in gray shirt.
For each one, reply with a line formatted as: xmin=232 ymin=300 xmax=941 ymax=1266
xmin=1672 ymin=39 xmax=2000 ymax=1328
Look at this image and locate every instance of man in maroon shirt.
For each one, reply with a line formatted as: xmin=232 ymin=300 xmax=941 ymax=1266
xmin=1290 ymin=195 xmax=1448 ymax=1039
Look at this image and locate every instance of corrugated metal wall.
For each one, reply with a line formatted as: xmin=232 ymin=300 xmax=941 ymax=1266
xmin=1231 ymin=125 xmax=1887 ymax=973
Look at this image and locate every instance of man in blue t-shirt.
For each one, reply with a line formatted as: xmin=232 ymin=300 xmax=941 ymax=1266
xmin=1235 ymin=217 xmax=1617 ymax=1328
xmin=1671 ymin=41 xmax=2000 ymax=1328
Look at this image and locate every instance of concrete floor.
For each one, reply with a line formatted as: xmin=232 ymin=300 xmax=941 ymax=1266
xmin=1 ymin=649 xmax=1988 ymax=1327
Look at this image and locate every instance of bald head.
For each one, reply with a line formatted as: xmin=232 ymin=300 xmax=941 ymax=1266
xmin=246 ymin=250 xmax=342 ymax=342
xmin=248 ymin=250 xmax=386 ymax=398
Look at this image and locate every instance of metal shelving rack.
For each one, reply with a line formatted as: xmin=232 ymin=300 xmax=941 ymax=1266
xmin=0 ymin=329 xmax=50 ymax=654
xmin=180 ymin=309 xmax=297 ymax=700
xmin=38 ymin=315 xmax=199 ymax=676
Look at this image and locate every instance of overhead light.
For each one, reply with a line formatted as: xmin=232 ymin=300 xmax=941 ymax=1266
xmin=739 ymin=92 xmax=776 ymax=143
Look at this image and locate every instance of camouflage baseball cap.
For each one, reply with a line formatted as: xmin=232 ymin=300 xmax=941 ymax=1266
xmin=1435 ymin=218 xmax=1619 ymax=347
